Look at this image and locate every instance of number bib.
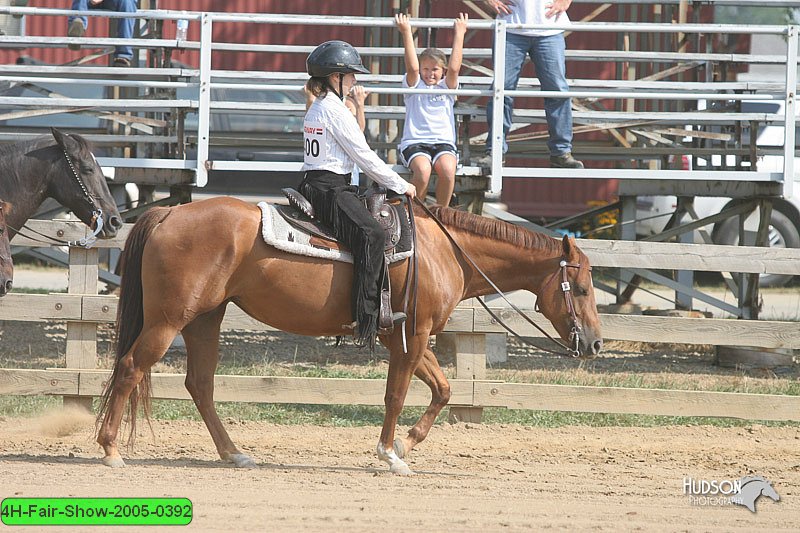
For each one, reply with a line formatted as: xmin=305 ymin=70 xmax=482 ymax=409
xmin=303 ymin=121 xmax=327 ymax=165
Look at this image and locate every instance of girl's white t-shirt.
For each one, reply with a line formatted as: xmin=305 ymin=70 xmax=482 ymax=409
xmin=399 ymin=77 xmax=457 ymax=152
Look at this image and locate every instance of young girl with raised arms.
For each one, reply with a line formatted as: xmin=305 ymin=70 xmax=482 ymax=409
xmin=395 ymin=13 xmax=468 ymax=206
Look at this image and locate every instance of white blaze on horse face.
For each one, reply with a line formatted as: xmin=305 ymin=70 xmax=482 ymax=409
xmin=90 ymin=152 xmax=114 ymax=181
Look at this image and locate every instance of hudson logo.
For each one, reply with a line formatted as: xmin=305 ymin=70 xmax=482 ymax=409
xmin=683 ymin=476 xmax=780 ymax=512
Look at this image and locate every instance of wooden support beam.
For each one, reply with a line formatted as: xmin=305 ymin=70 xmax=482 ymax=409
xmin=449 ymin=333 xmax=487 ymax=423
xmin=64 ymin=246 xmax=98 ymax=412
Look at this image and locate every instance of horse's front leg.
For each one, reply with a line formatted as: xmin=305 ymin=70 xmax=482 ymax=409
xmin=392 ymin=346 xmax=450 ymax=459
xmin=376 ymin=333 xmax=427 ymax=475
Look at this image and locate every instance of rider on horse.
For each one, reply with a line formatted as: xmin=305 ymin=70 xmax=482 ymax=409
xmin=299 ymin=40 xmax=417 ymax=348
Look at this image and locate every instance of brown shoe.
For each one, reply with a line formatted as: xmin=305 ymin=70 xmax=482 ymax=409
xmin=113 ymin=56 xmax=131 ymax=67
xmin=472 ymin=153 xmax=505 ymax=167
xmin=550 ymin=152 xmax=584 ymax=169
xmin=67 ymin=19 xmax=84 ymax=51
xmin=12 ymin=0 xmax=28 ymax=19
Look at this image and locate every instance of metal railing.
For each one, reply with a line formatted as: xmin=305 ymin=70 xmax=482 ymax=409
xmin=0 ymin=6 xmax=797 ymax=196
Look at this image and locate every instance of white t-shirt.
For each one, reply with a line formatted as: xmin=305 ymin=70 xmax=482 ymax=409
xmin=399 ymin=77 xmax=457 ymax=152
xmin=500 ymin=0 xmax=570 ymax=37
xmin=302 ymin=91 xmax=409 ymax=195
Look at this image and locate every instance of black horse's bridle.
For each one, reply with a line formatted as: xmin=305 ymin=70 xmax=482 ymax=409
xmin=60 ymin=148 xmax=105 ymax=247
xmin=416 ymin=199 xmax=585 ymax=358
xmin=9 ymin=148 xmax=104 ymax=249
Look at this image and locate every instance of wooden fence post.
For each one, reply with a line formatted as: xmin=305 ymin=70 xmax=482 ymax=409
xmin=448 ymin=333 xmax=486 ymax=423
xmin=63 ymin=246 xmax=99 ymax=412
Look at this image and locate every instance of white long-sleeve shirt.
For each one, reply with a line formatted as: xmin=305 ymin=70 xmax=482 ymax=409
xmin=302 ymin=91 xmax=410 ymax=195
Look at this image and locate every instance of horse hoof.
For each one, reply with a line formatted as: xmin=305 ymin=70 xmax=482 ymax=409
xmin=389 ymin=462 xmax=414 ymax=476
xmin=229 ymin=453 xmax=257 ymax=469
xmin=393 ymin=438 xmax=406 ymax=459
xmin=102 ymin=456 xmax=126 ymax=468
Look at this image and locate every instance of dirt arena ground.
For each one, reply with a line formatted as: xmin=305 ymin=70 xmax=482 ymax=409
xmin=1 ymin=413 xmax=798 ymax=531
xmin=1 ymin=320 xmax=799 ymax=531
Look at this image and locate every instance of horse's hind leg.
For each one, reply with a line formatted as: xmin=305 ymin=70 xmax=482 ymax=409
xmin=182 ymin=306 xmax=255 ymax=468
xmin=393 ymin=347 xmax=451 ymax=459
xmin=97 ymin=324 xmax=179 ymax=467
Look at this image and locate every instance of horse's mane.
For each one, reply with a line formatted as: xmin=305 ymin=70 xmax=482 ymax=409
xmin=422 ymin=205 xmax=561 ymax=255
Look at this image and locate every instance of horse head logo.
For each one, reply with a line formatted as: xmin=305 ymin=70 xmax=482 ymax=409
xmin=730 ymin=476 xmax=780 ymax=513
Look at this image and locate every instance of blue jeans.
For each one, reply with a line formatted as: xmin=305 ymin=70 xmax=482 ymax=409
xmin=69 ymin=0 xmax=138 ymax=60
xmin=486 ymin=32 xmax=573 ymax=157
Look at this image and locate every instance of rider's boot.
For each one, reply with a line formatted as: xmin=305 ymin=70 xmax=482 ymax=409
xmin=378 ymin=288 xmax=406 ymax=335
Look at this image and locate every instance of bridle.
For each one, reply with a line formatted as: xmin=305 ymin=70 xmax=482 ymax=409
xmin=416 ymin=199 xmax=585 ymax=358
xmin=533 ymin=259 xmax=589 ymax=357
xmin=60 ymin=147 xmax=104 ymax=248
xmin=8 ymin=148 xmax=104 ymax=249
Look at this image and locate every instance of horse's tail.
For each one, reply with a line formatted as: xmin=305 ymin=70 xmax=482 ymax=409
xmin=96 ymin=206 xmax=171 ymax=447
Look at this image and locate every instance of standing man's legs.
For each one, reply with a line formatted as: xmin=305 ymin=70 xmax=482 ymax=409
xmin=105 ymin=0 xmax=137 ymax=62
xmin=483 ymin=32 xmax=530 ymax=159
xmin=67 ymin=0 xmax=89 ymax=50
xmin=67 ymin=0 xmax=136 ymax=62
xmin=531 ymin=33 xmax=583 ymax=168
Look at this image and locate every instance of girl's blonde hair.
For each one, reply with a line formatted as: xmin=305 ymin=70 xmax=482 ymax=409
xmin=419 ymin=47 xmax=447 ymax=68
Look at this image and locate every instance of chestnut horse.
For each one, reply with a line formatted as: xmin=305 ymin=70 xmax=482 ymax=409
xmin=97 ymin=196 xmax=602 ymax=474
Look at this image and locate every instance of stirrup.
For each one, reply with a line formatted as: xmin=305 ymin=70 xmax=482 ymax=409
xmin=390 ymin=311 xmax=407 ymax=324
xmin=379 ymin=311 xmax=407 ymax=335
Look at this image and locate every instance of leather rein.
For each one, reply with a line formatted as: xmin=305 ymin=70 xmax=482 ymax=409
xmin=415 ymin=199 xmax=584 ymax=358
xmin=8 ymin=148 xmax=104 ymax=249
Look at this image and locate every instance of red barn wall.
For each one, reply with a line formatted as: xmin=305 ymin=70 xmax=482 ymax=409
xmin=2 ymin=2 xmax=736 ymax=220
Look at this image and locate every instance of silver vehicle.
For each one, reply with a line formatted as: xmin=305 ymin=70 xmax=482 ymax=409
xmin=636 ymin=101 xmax=800 ymax=287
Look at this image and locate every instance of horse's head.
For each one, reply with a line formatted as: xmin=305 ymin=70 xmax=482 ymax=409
xmin=0 ymin=201 xmax=13 ymax=296
xmin=535 ymin=235 xmax=603 ymax=358
xmin=48 ymin=128 xmax=123 ymax=239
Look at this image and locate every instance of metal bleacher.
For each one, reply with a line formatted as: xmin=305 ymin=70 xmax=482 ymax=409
xmin=0 ymin=2 xmax=799 ymax=314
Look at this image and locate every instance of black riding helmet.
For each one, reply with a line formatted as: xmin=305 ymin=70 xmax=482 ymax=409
xmin=306 ymin=40 xmax=370 ymax=77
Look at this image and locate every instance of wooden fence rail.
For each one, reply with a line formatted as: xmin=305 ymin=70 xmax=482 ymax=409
xmin=1 ymin=220 xmax=798 ymax=422
xmin=1 ymin=368 xmax=798 ymax=422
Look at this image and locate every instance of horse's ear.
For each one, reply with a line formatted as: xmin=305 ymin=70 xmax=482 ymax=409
xmin=50 ymin=127 xmax=64 ymax=144
xmin=561 ymin=234 xmax=580 ymax=261
xmin=50 ymin=127 xmax=78 ymax=154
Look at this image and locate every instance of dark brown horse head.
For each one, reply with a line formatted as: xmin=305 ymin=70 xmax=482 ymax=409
xmin=48 ymin=128 xmax=123 ymax=238
xmin=0 ymin=201 xmax=13 ymax=296
xmin=535 ymin=235 xmax=602 ymax=358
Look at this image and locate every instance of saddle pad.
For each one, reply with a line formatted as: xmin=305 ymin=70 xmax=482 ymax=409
xmin=257 ymin=202 xmax=413 ymax=264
